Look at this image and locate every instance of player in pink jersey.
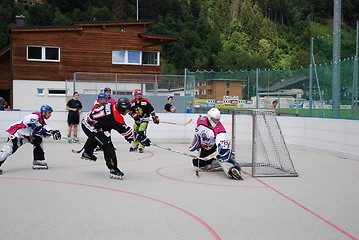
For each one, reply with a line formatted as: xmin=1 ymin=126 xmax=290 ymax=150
xmin=188 ymin=108 xmax=242 ymax=180
xmin=0 ymin=105 xmax=61 ymax=174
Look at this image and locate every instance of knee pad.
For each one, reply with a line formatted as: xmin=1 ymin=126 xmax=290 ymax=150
xmin=0 ymin=144 xmax=13 ymax=161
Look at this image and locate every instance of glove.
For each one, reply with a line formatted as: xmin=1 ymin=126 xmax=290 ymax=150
xmin=152 ymin=116 xmax=160 ymax=124
xmin=131 ymin=113 xmax=140 ymax=121
xmin=138 ymin=135 xmax=151 ymax=146
xmin=33 ymin=126 xmax=48 ymax=135
xmin=124 ymin=131 xmax=136 ymax=143
xmin=51 ymin=130 xmax=62 ymax=140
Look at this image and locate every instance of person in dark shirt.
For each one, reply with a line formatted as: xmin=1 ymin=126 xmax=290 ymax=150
xmin=66 ymin=92 xmax=83 ymax=143
xmin=129 ymin=89 xmax=159 ymax=153
xmin=164 ymin=96 xmax=176 ymax=112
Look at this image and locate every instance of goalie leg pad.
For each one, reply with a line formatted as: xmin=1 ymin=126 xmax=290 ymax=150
xmin=216 ymin=159 xmax=243 ymax=180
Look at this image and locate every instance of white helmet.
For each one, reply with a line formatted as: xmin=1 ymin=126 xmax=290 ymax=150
xmin=207 ymin=108 xmax=221 ymax=127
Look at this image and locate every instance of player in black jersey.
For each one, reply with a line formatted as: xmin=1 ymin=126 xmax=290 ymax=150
xmin=81 ymin=96 xmax=151 ymax=179
xmin=129 ymin=89 xmax=159 ymax=153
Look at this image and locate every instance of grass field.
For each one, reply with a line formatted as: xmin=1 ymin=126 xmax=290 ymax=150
xmin=278 ymin=108 xmax=359 ymax=119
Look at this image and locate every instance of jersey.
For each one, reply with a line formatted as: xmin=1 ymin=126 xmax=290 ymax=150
xmin=82 ymin=103 xmax=133 ymax=137
xmin=130 ymin=97 xmax=155 ymax=123
xmin=67 ymin=99 xmax=82 ymax=116
xmin=6 ymin=112 xmax=51 ymax=139
xmin=188 ymin=116 xmax=228 ymax=152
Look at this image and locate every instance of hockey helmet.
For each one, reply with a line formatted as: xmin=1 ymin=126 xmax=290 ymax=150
xmin=97 ymin=92 xmax=107 ymax=99
xmin=40 ymin=105 xmax=53 ymax=113
xmin=104 ymin=87 xmax=111 ymax=92
xmin=207 ymin=108 xmax=221 ymax=127
xmin=117 ymin=97 xmax=131 ymax=112
xmin=133 ymin=89 xmax=142 ymax=96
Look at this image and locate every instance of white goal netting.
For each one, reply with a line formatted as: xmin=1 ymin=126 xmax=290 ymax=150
xmin=232 ymin=109 xmax=298 ymax=177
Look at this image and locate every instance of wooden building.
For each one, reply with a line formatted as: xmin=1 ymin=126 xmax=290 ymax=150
xmin=195 ymin=79 xmax=245 ymax=100
xmin=0 ymin=20 xmax=178 ymax=109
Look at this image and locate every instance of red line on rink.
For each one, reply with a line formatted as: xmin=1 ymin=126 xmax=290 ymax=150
xmin=253 ymin=177 xmax=358 ymax=240
xmin=156 ymin=164 xmax=266 ymax=188
xmin=0 ymin=176 xmax=222 ymax=240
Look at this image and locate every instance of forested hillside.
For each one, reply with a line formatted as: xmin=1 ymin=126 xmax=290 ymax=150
xmin=0 ymin=0 xmax=358 ymax=74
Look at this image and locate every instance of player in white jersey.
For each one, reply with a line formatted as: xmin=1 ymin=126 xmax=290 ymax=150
xmin=188 ymin=108 xmax=242 ymax=180
xmin=0 ymin=105 xmax=61 ymax=174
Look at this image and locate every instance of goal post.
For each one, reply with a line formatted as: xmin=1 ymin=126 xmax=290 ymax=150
xmin=231 ymin=109 xmax=298 ymax=177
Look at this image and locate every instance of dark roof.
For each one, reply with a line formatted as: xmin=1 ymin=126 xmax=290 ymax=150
xmin=10 ymin=20 xmax=157 ymax=32
xmin=259 ymin=77 xmax=308 ymax=92
xmin=139 ymin=33 xmax=178 ymax=40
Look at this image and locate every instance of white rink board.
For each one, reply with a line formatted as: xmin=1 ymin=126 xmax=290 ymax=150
xmin=0 ymin=111 xmax=359 ymax=160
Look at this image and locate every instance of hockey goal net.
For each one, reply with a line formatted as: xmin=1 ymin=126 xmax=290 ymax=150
xmin=231 ymin=109 xmax=298 ymax=177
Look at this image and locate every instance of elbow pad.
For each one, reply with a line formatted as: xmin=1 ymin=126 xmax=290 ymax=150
xmin=188 ymin=135 xmax=200 ymax=151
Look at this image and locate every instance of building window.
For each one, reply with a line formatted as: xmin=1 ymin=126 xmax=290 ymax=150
xmin=48 ymin=89 xmax=66 ymax=96
xmin=37 ymin=88 xmax=44 ymax=96
xmin=27 ymin=46 xmax=60 ymax=61
xmin=226 ymin=91 xmax=230 ymax=96
xmin=143 ymin=51 xmax=160 ymax=65
xmin=112 ymin=50 xmax=141 ymax=65
xmin=208 ymin=90 xmax=213 ymax=94
xmin=227 ymin=82 xmax=230 ymax=88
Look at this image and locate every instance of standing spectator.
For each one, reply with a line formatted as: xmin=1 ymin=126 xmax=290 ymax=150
xmin=66 ymin=92 xmax=83 ymax=143
xmin=0 ymin=96 xmax=5 ymax=110
xmin=270 ymin=100 xmax=278 ymax=115
xmin=186 ymin=101 xmax=194 ymax=113
xmin=164 ymin=96 xmax=176 ymax=112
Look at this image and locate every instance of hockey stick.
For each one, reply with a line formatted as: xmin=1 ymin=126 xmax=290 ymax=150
xmin=71 ymin=145 xmax=84 ymax=153
xmin=150 ymin=119 xmax=193 ymax=126
xmin=152 ymin=143 xmax=208 ymax=177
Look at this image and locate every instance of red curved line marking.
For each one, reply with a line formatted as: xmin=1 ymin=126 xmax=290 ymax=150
xmin=0 ymin=176 xmax=221 ymax=240
xmin=254 ymin=178 xmax=358 ymax=240
xmin=156 ymin=164 xmax=266 ymax=188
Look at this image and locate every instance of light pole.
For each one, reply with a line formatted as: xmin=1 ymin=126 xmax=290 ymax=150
xmin=137 ymin=0 xmax=139 ymax=20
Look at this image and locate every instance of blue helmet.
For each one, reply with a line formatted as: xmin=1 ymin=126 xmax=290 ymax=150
xmin=40 ymin=105 xmax=53 ymax=113
xmin=97 ymin=92 xmax=107 ymax=99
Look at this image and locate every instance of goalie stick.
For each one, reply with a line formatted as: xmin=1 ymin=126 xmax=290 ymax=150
xmin=153 ymin=143 xmax=211 ymax=177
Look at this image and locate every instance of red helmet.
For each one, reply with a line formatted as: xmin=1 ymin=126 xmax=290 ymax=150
xmin=134 ymin=89 xmax=142 ymax=96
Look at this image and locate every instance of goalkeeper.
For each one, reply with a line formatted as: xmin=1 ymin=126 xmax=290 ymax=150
xmin=188 ymin=108 xmax=242 ymax=180
xmin=0 ymin=105 xmax=61 ymax=174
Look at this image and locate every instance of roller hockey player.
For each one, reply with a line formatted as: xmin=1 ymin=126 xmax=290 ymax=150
xmin=188 ymin=108 xmax=242 ymax=180
xmin=81 ymin=96 xmax=151 ymax=179
xmin=0 ymin=105 xmax=61 ymax=175
xmin=129 ymin=89 xmax=159 ymax=153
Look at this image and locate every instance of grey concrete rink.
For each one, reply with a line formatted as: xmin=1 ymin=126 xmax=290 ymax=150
xmin=0 ymin=142 xmax=358 ymax=240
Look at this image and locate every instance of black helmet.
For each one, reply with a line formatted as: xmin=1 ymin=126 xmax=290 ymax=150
xmin=117 ymin=97 xmax=131 ymax=112
xmin=104 ymin=87 xmax=111 ymax=92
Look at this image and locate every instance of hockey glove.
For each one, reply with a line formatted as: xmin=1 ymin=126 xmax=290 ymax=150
xmin=138 ymin=135 xmax=151 ymax=146
xmin=152 ymin=116 xmax=160 ymax=124
xmin=124 ymin=130 xmax=136 ymax=143
xmin=50 ymin=130 xmax=61 ymax=140
xmin=33 ymin=126 xmax=48 ymax=135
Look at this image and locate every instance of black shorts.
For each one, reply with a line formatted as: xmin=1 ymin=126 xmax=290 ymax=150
xmin=67 ymin=114 xmax=80 ymax=125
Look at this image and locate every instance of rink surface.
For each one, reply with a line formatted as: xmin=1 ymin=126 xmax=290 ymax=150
xmin=0 ymin=141 xmax=358 ymax=240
